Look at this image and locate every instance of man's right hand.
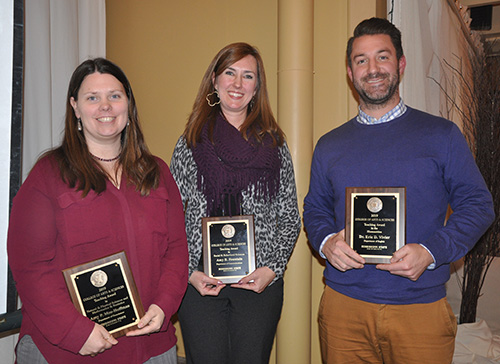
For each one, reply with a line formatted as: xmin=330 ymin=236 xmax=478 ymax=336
xmin=321 ymin=229 xmax=365 ymax=271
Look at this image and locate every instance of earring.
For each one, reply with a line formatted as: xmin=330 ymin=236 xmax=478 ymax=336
xmin=77 ymin=118 xmax=82 ymax=131
xmin=249 ymin=97 xmax=255 ymax=110
xmin=206 ymin=90 xmax=221 ymax=107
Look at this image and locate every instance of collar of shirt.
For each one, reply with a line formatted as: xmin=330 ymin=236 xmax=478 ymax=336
xmin=356 ymin=99 xmax=407 ymax=125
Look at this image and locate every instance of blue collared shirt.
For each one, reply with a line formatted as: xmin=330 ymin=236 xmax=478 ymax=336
xmin=356 ymin=98 xmax=407 ymax=125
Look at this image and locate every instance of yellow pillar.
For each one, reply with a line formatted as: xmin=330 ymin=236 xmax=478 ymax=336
xmin=347 ymin=0 xmax=381 ymax=117
xmin=276 ymin=1 xmax=314 ymax=363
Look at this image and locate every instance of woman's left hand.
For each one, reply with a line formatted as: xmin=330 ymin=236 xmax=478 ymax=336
xmin=126 ymin=304 xmax=165 ymax=337
xmin=231 ymin=267 xmax=276 ymax=293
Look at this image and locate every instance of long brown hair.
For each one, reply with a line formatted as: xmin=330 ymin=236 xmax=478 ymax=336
xmin=184 ymin=42 xmax=284 ymax=147
xmin=44 ymin=58 xmax=159 ymax=196
xmin=346 ymin=18 xmax=404 ymax=68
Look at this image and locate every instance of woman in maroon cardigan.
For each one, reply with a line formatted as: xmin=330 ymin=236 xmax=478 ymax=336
xmin=7 ymin=58 xmax=188 ymax=364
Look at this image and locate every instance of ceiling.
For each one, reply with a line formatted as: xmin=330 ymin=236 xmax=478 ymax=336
xmin=461 ymin=0 xmax=500 ymax=6
xmin=461 ymin=0 xmax=500 ymax=55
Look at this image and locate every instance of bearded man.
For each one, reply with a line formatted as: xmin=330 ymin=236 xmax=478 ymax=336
xmin=303 ymin=17 xmax=494 ymax=364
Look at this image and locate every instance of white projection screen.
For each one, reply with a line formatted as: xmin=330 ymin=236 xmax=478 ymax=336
xmin=1 ymin=0 xmax=23 ymax=316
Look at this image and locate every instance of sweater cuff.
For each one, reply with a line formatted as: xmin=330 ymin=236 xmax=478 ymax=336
xmin=318 ymin=232 xmax=336 ymax=259
xmin=419 ymin=243 xmax=436 ymax=269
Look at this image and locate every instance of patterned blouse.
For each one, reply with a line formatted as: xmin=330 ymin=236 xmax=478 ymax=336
xmin=170 ymin=136 xmax=301 ymax=282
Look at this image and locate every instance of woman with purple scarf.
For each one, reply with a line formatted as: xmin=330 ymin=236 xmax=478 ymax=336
xmin=170 ymin=42 xmax=301 ymax=364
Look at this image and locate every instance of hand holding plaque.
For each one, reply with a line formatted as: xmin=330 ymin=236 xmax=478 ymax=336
xmin=62 ymin=251 xmax=145 ymax=338
xmin=345 ymin=187 xmax=406 ymax=264
xmin=202 ymin=215 xmax=256 ymax=284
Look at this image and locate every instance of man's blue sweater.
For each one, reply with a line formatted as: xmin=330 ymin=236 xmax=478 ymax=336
xmin=304 ymin=107 xmax=495 ymax=304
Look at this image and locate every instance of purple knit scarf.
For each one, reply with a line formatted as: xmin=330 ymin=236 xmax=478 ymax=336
xmin=192 ymin=113 xmax=281 ymax=216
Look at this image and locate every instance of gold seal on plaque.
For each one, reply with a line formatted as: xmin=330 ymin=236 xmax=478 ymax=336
xmin=366 ymin=197 xmax=383 ymax=213
xmin=221 ymin=224 xmax=236 ymax=238
xmin=90 ymin=269 xmax=108 ymax=287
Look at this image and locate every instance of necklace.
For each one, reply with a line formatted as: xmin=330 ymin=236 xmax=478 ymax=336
xmin=90 ymin=152 xmax=121 ymax=162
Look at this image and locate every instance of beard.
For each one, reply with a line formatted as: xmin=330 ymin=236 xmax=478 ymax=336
xmin=353 ymin=69 xmax=400 ymax=106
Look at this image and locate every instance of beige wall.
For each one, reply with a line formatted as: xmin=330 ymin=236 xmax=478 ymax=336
xmin=106 ymin=1 xmax=383 ymax=362
xmin=106 ymin=0 xmax=278 ymax=164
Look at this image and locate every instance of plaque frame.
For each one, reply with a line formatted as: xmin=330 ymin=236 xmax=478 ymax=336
xmin=345 ymin=187 xmax=406 ymax=264
xmin=62 ymin=251 xmax=145 ymax=338
xmin=202 ymin=215 xmax=256 ymax=284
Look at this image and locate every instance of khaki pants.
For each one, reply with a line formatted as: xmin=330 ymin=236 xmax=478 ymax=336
xmin=318 ymin=286 xmax=457 ymax=364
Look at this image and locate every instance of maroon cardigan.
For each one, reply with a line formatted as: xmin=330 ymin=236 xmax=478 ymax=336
xmin=7 ymin=155 xmax=188 ymax=364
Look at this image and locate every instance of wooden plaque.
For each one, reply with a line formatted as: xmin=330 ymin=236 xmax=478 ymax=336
xmin=62 ymin=251 xmax=145 ymax=338
xmin=346 ymin=187 xmax=406 ymax=264
xmin=202 ymin=215 xmax=256 ymax=284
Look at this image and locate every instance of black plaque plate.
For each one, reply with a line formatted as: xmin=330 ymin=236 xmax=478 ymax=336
xmin=345 ymin=187 xmax=406 ymax=264
xmin=202 ymin=215 xmax=256 ymax=284
xmin=62 ymin=251 xmax=145 ymax=338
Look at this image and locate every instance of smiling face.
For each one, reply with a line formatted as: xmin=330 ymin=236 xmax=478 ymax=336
xmin=347 ymin=34 xmax=406 ymax=114
xmin=70 ymin=72 xmax=129 ymax=149
xmin=213 ymin=55 xmax=258 ymax=128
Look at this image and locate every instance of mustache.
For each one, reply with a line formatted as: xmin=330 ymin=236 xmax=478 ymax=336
xmin=362 ymin=72 xmax=389 ymax=82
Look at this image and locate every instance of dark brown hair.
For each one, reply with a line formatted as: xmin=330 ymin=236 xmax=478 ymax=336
xmin=346 ymin=17 xmax=404 ymax=68
xmin=184 ymin=42 xmax=284 ymax=147
xmin=44 ymin=58 xmax=159 ymax=196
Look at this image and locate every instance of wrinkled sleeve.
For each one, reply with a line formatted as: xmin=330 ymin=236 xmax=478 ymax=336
xmin=170 ymin=136 xmax=201 ymax=277
xmin=169 ymin=137 xmax=194 ymax=208
xmin=266 ymin=143 xmax=301 ymax=278
xmin=154 ymin=159 xmax=188 ymax=325
xmin=303 ymin=138 xmax=337 ymax=252
xmin=422 ymin=124 xmax=495 ymax=266
xmin=7 ymin=163 xmax=94 ymax=354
